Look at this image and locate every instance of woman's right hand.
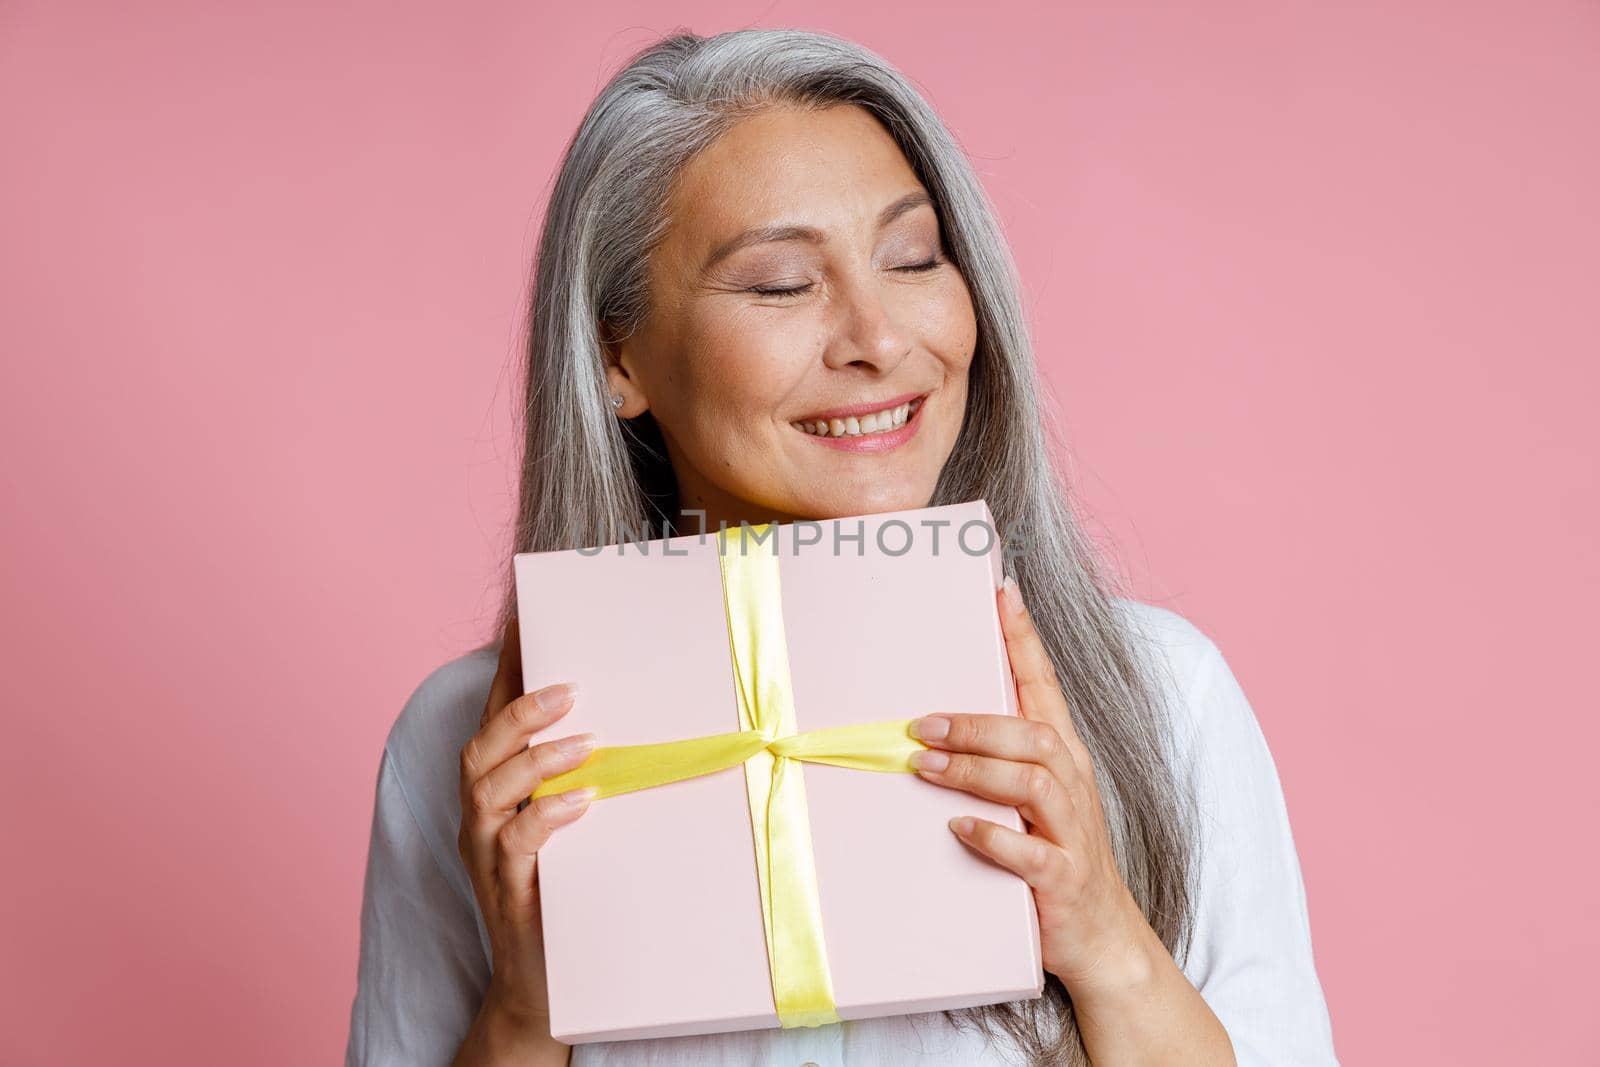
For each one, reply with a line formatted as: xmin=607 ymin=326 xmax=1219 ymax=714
xmin=453 ymin=615 xmax=597 ymax=1063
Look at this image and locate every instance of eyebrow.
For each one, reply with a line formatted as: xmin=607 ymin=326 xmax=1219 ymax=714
xmin=698 ymin=190 xmax=935 ymax=275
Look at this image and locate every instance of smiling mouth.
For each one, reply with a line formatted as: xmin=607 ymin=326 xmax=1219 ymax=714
xmin=791 ymin=395 xmax=925 ymax=439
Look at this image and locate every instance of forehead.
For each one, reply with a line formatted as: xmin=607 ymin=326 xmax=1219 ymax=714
xmin=662 ymin=104 xmax=928 ymax=261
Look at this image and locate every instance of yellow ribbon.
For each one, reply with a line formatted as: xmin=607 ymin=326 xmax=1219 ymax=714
xmin=531 ymin=523 xmax=929 ymax=1027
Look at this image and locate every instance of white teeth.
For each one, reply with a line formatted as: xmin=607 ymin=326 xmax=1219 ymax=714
xmin=793 ymin=398 xmax=922 ymax=438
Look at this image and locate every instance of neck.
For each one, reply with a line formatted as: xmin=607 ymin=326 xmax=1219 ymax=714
xmin=672 ymin=495 xmax=805 ymax=537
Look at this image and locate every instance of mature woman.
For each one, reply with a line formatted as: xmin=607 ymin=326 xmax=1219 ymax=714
xmin=346 ymin=27 xmax=1338 ymax=1067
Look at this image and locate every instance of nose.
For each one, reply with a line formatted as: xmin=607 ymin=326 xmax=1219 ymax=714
xmin=820 ymin=272 xmax=913 ymax=374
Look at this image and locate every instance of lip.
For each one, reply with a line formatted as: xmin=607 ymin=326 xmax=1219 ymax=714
xmin=792 ymin=392 xmax=928 ymax=455
xmin=792 ymin=391 xmax=926 ymax=424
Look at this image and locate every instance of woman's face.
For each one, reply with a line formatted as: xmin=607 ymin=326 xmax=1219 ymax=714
xmin=604 ymin=103 xmax=978 ymax=528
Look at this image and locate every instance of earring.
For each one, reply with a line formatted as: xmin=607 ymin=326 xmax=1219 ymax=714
xmin=610 ymin=392 xmax=625 ymax=410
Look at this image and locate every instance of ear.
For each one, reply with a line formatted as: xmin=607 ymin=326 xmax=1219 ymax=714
xmin=599 ymin=319 xmax=649 ymax=418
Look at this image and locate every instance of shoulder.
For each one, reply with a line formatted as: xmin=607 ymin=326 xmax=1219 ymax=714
xmin=1106 ymin=597 xmax=1265 ymax=775
xmin=385 ymin=643 xmax=502 ymax=759
xmin=1109 ymin=597 xmax=1301 ymax=859
xmin=378 ymin=643 xmax=503 ymax=851
xmin=1111 ymin=596 xmax=1217 ymax=659
xmin=1109 ymin=597 xmax=1226 ymax=710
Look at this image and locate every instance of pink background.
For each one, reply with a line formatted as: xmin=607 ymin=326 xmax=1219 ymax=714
xmin=2 ymin=2 xmax=1595 ymax=1064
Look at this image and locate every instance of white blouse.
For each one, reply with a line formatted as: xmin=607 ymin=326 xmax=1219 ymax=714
xmin=344 ymin=599 xmax=1339 ymax=1066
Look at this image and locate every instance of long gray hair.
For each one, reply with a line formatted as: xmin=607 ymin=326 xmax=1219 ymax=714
xmin=487 ymin=27 xmax=1198 ymax=1066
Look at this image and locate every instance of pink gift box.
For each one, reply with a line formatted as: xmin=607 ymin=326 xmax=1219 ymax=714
xmin=513 ymin=498 xmax=1044 ymax=1044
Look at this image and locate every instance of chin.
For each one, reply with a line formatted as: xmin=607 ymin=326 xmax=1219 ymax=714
xmin=789 ymin=483 xmax=937 ymax=521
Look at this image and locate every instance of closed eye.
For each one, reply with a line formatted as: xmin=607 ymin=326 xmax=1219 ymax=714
xmin=896 ymin=256 xmax=943 ymax=274
xmin=746 ymin=257 xmax=945 ymax=298
xmin=747 ymin=281 xmax=813 ymax=297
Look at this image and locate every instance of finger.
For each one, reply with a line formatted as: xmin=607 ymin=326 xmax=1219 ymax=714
xmin=460 ymin=729 xmax=595 ymax=885
xmin=496 ymin=786 xmax=596 ymax=926
xmin=913 ymin=750 xmax=1075 ymax=844
xmin=949 ymin=814 xmax=1071 ymax=893
xmin=475 ymin=731 xmax=597 ymax=818
xmin=461 ymin=683 xmax=580 ymax=813
xmin=910 ymin=713 xmax=1076 ymax=783
xmin=481 ymin=615 xmax=524 ymax=729
xmin=457 ymin=684 xmax=578 ymax=878
xmin=997 ymin=576 xmax=1089 ymax=765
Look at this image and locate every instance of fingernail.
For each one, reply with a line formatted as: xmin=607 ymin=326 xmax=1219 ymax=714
xmin=949 ymin=816 xmax=975 ymax=835
xmin=910 ymin=749 xmax=949 ymax=773
xmin=1001 ymin=574 xmax=1024 ymax=615
xmin=556 ymin=786 xmax=596 ymax=807
xmin=911 ymin=715 xmax=950 ymax=741
xmin=556 ymin=732 xmax=596 ymax=757
xmin=535 ymin=682 xmax=579 ymax=712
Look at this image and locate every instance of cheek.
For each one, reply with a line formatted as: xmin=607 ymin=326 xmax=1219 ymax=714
xmin=915 ymin=281 xmax=977 ymax=445
xmin=918 ymin=277 xmax=979 ymax=379
xmin=673 ymin=314 xmax=805 ymax=440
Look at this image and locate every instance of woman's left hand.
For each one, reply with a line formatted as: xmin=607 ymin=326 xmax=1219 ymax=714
xmin=909 ymin=574 xmax=1160 ymax=997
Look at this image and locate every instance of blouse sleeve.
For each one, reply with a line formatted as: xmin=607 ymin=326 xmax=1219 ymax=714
xmin=345 ymin=745 xmax=491 ymax=1066
xmin=1176 ymin=640 xmax=1341 ymax=1066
